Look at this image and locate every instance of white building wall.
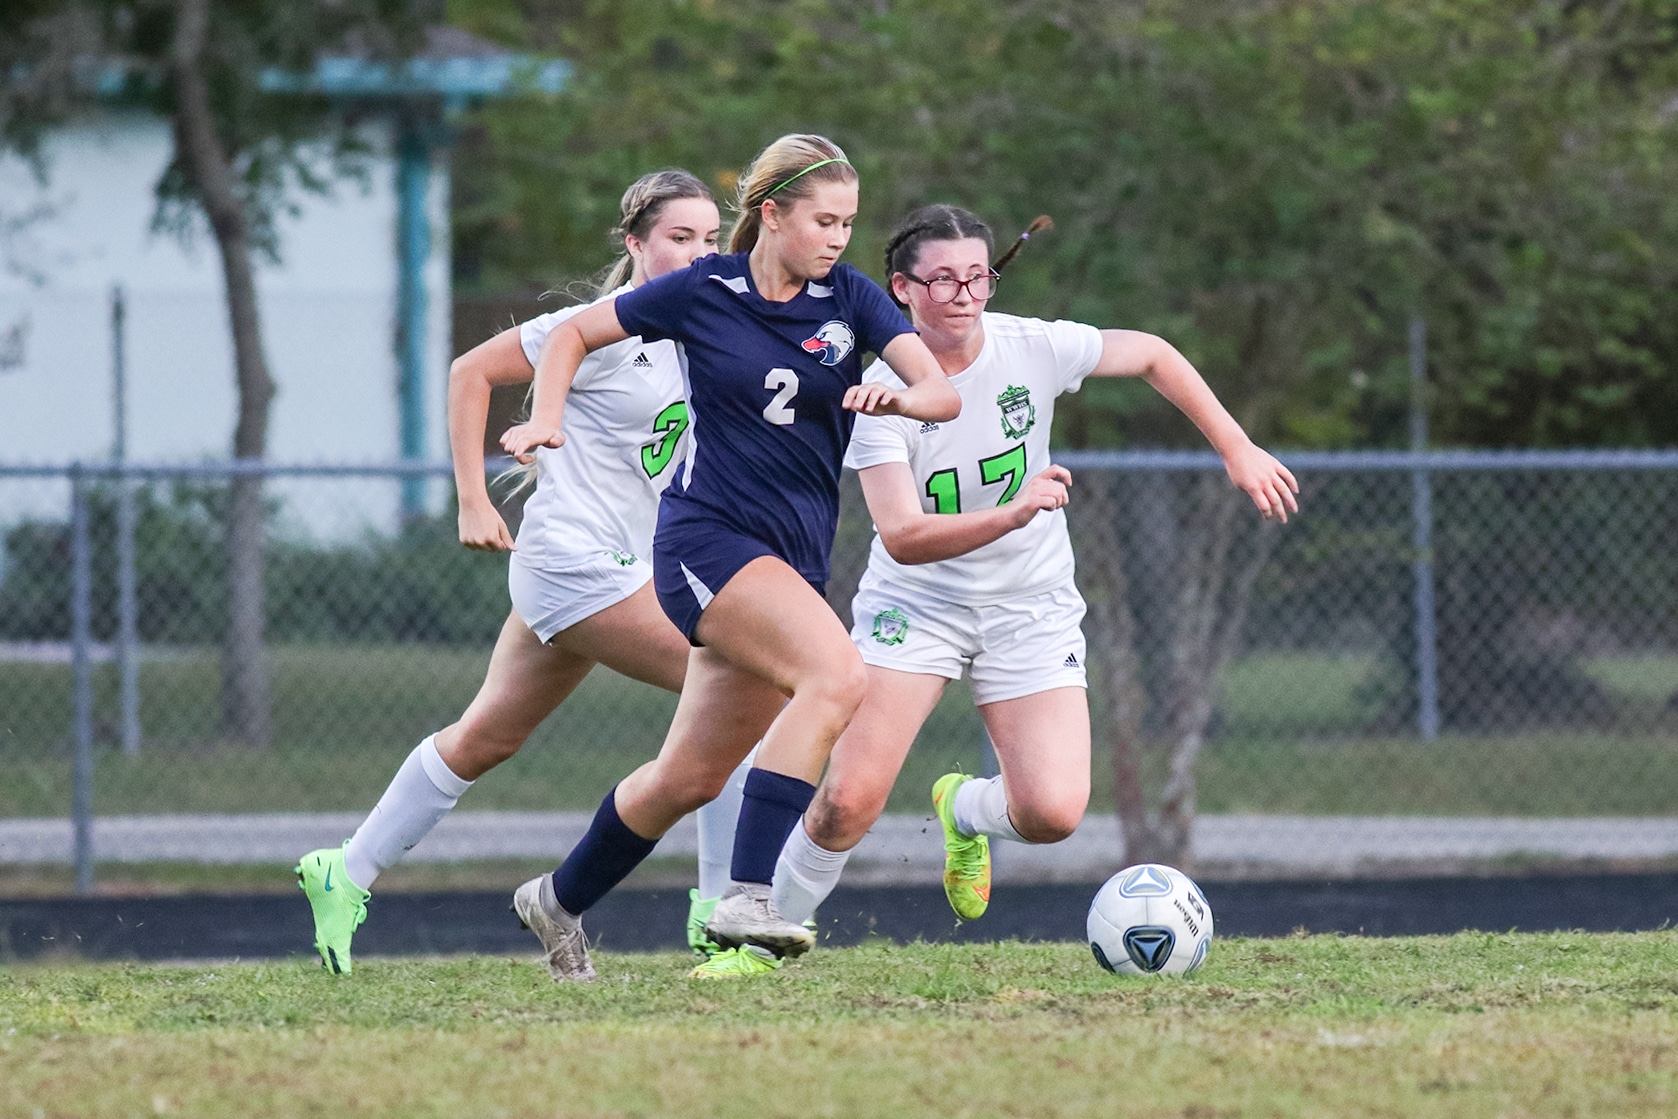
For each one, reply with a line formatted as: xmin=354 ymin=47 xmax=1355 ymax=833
xmin=0 ymin=110 xmax=452 ymax=540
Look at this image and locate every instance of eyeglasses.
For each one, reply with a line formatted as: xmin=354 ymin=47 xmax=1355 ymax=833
xmin=900 ymin=269 xmax=1000 ymax=303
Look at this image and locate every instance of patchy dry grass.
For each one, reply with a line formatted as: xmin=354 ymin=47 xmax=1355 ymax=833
xmin=4 ymin=933 xmax=1677 ymax=1117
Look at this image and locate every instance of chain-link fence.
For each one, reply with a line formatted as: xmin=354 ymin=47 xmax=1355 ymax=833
xmin=2 ymin=453 xmax=1676 ymax=880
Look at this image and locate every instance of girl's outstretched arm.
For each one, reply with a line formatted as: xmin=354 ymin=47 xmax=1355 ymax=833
xmin=500 ymin=300 xmax=632 ymax=461
xmin=1093 ymin=329 xmax=1300 ymax=523
xmin=843 ymin=333 xmax=961 ymax=423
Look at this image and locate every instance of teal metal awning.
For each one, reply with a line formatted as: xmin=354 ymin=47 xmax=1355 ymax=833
xmin=258 ymin=55 xmax=570 ymax=109
xmin=70 ymin=41 xmax=566 ymax=515
xmin=264 ymin=50 xmax=569 ymax=516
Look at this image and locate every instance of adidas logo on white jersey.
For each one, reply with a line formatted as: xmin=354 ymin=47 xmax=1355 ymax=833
xmin=1063 ymin=652 xmax=1080 ymax=668
xmin=632 ymin=352 xmax=653 ymax=369
xmin=919 ymin=421 xmax=940 ymax=434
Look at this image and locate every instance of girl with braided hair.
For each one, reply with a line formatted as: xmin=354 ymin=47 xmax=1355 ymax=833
xmin=693 ymin=204 xmax=1295 ymax=973
xmin=295 ymin=169 xmax=727 ymax=975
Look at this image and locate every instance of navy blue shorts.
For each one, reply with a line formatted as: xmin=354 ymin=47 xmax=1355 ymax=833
xmin=653 ymin=504 xmax=827 ymax=645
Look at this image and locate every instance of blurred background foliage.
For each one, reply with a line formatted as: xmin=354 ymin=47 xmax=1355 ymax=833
xmin=446 ymin=0 xmax=1678 ymax=452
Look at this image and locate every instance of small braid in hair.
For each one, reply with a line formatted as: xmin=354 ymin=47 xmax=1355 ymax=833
xmin=992 ymin=215 xmax=1054 ymax=272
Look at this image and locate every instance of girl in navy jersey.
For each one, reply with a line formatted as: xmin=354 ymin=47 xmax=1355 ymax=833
xmin=502 ymin=135 xmax=959 ymax=976
xmin=294 ymin=170 xmax=728 ymax=976
xmin=730 ymin=204 xmax=1296 ymax=968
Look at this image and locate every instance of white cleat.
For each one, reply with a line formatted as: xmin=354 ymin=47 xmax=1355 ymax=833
xmin=705 ymin=881 xmax=816 ymax=958
xmin=512 ymin=875 xmax=597 ymax=982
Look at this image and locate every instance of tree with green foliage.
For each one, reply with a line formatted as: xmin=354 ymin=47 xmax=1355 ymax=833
xmin=3 ymin=0 xmax=434 ymax=748
xmin=448 ymin=0 xmax=1678 ymax=866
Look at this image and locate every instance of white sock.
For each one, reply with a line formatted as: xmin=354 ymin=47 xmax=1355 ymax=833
xmin=694 ymin=746 xmax=756 ymax=900
xmin=343 ymin=735 xmax=473 ymax=890
xmin=951 ymin=776 xmax=1026 ymax=844
xmin=772 ymin=821 xmax=852 ymax=925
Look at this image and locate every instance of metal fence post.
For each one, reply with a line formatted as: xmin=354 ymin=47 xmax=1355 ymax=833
xmin=70 ymin=462 xmax=96 ymax=894
xmin=1409 ymin=317 xmax=1441 ymax=742
xmin=113 ymin=285 xmax=142 ymax=756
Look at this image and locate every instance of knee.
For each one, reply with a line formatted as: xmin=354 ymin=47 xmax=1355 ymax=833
xmin=1010 ymin=795 xmax=1088 ymax=845
xmin=437 ymin=721 xmax=523 ymax=775
xmin=810 ymin=653 xmax=867 ymax=717
xmin=654 ymin=785 xmax=714 ymax=820
xmin=689 ymin=765 xmax=735 ymax=807
xmin=803 ymin=781 xmax=885 ymax=850
xmin=648 ymin=763 xmax=728 ymax=817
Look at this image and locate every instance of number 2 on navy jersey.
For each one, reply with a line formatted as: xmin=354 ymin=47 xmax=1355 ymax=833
xmin=640 ymin=401 xmax=690 ymax=478
xmin=763 ymin=368 xmax=799 ymax=426
xmin=924 ymin=444 xmax=1027 ymax=513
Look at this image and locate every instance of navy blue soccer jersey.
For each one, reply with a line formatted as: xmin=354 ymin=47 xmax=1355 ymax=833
xmin=614 ymin=251 xmax=915 ymax=584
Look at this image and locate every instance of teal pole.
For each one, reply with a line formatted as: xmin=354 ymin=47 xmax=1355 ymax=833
xmin=396 ymin=118 xmax=432 ymax=521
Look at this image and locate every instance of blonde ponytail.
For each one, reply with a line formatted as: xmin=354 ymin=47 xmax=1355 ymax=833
xmin=728 ymin=134 xmax=857 ymax=254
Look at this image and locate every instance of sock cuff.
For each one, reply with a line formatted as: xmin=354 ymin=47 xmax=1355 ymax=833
xmin=742 ymin=767 xmax=817 ymax=813
xmin=954 ymin=775 xmax=1026 ymax=844
xmin=785 ymin=821 xmax=852 ymax=871
xmin=419 ymin=736 xmax=473 ymax=799
xmin=599 ymin=787 xmax=660 ymax=848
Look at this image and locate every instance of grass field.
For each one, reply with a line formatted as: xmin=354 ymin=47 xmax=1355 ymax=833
xmin=4 ymin=933 xmax=1677 ymax=1117
xmin=3 ymin=647 xmax=1676 ymax=819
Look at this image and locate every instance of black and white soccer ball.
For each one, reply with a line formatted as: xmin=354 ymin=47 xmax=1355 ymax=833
xmin=1087 ymin=863 xmax=1213 ymax=976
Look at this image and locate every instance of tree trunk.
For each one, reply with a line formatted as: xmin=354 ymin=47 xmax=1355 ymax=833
xmin=170 ymin=0 xmax=274 ymax=749
xmin=1149 ymin=477 xmax=1279 ymax=869
xmin=1075 ymin=473 xmax=1155 ymax=864
xmin=1083 ymin=470 xmax=1280 ymax=872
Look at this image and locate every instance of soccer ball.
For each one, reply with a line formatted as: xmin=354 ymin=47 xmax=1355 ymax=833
xmin=1087 ymin=863 xmax=1213 ymax=975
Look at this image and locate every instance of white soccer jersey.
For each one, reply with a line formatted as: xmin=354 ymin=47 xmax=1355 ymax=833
xmin=844 ymin=312 xmax=1104 ymax=607
xmin=512 ymin=286 xmax=689 ymax=568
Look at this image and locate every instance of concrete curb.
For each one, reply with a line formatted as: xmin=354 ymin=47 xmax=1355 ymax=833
xmin=5 ymin=812 xmax=1677 ymax=882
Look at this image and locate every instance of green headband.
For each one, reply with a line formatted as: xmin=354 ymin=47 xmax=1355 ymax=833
xmin=767 ymin=157 xmax=851 ymax=197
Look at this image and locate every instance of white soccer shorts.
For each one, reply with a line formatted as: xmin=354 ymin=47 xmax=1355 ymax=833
xmin=508 ymin=549 xmax=654 ymax=644
xmin=849 ymin=573 xmax=1088 ymax=705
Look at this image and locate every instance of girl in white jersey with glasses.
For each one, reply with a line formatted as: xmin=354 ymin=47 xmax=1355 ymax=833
xmin=693 ymin=204 xmax=1296 ymax=974
xmin=294 ymin=169 xmax=732 ymax=975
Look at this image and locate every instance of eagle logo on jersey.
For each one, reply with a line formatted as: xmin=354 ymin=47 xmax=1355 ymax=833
xmin=996 ymin=384 xmax=1036 ymax=439
xmin=872 ymin=606 xmax=909 ymax=646
xmin=801 ymin=320 xmax=856 ymax=366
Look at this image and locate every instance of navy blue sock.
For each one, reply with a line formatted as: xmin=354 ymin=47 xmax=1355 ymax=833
xmin=551 ymin=788 xmax=659 ymax=915
xmin=730 ymin=768 xmax=817 ymax=885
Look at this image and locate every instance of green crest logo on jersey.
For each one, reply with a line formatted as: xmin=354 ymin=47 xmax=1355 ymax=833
xmin=872 ymin=607 xmax=910 ymax=646
xmin=997 ymin=384 xmax=1036 ymax=439
xmin=606 ymin=549 xmax=638 ymax=567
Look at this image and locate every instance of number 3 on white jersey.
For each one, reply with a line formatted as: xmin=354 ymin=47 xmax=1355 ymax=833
xmin=763 ymin=368 xmax=799 ymax=426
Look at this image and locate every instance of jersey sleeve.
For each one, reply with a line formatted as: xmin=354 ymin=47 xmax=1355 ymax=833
xmin=844 ymin=407 xmax=916 ymax=471
xmin=1044 ymin=319 xmax=1106 ymax=394
xmin=518 ymin=305 xmax=581 ymax=368
xmin=838 ymin=265 xmax=916 ymax=356
xmin=844 ymin=358 xmax=914 ymax=470
xmin=518 ymin=298 xmax=617 ymax=392
xmin=613 ymin=263 xmax=698 ymax=343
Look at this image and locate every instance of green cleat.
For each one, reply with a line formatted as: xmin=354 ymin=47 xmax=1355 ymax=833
xmin=295 ymin=843 xmax=370 ymax=975
xmin=689 ymin=944 xmax=782 ymax=979
xmin=931 ymin=772 xmax=991 ymax=920
xmin=687 ymin=889 xmax=721 ymax=958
